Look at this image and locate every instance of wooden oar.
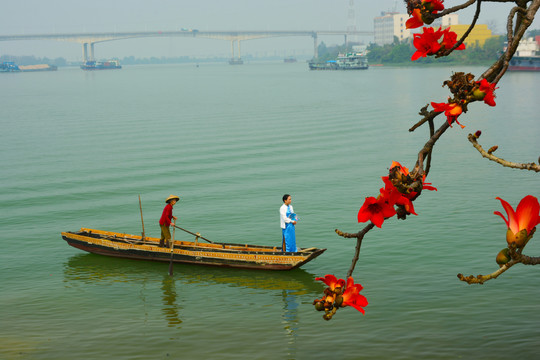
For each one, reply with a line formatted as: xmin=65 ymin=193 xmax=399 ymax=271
xmin=168 ymin=222 xmax=176 ymax=276
xmin=172 ymin=225 xmax=214 ymax=244
xmin=138 ymin=194 xmax=146 ymax=240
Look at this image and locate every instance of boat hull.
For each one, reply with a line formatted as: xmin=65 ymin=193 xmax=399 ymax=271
xmin=80 ymin=60 xmax=122 ymax=70
xmin=508 ymin=56 xmax=540 ymax=71
xmin=62 ymin=228 xmax=326 ymax=271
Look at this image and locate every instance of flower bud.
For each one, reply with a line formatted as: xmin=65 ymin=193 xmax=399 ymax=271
xmin=506 ymin=228 xmax=529 ymax=248
xmin=472 ymin=89 xmax=486 ymax=101
xmin=495 ymin=248 xmax=511 ymax=267
xmin=334 ymin=295 xmax=344 ymax=308
xmin=474 ymin=130 xmax=482 ymax=139
xmin=420 ymin=13 xmax=435 ymax=25
xmin=314 ymin=301 xmax=325 ymax=311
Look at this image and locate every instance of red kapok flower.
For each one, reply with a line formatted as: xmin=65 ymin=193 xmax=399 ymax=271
xmin=406 ymin=8 xmax=424 ymax=29
xmin=431 ymin=101 xmax=465 ymax=128
xmin=341 ymin=277 xmax=368 ymax=314
xmin=473 ymin=78 xmax=498 ymax=106
xmin=494 ymin=195 xmax=540 ymax=248
xmin=381 ymin=176 xmax=417 ymax=215
xmin=424 ymin=0 xmax=445 ymax=12
xmin=412 ymin=27 xmax=443 ymax=61
xmin=440 ymin=28 xmax=466 ymax=51
xmin=315 ymin=274 xmax=346 ymax=293
xmin=421 ymin=174 xmax=438 ymax=192
xmin=357 ymin=195 xmax=397 ymax=228
xmin=406 ymin=0 xmax=445 ymax=29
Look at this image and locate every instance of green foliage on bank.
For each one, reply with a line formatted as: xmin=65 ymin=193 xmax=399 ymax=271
xmin=316 ymin=35 xmax=507 ymax=66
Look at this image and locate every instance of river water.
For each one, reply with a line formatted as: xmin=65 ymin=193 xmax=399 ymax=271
xmin=1 ymin=62 xmax=539 ymax=359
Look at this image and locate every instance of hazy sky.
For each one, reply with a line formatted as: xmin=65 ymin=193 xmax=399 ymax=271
xmin=1 ymin=0 xmax=538 ymax=60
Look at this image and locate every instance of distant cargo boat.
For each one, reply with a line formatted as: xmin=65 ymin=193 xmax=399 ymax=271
xmin=1 ymin=62 xmax=58 ymax=72
xmin=19 ymin=64 xmax=58 ymax=72
xmin=284 ymin=56 xmax=297 ymax=63
xmin=80 ymin=60 xmax=122 ymax=70
xmin=309 ymin=52 xmax=368 ymax=70
xmin=507 ymin=36 xmax=540 ymax=71
xmin=0 ymin=61 xmax=21 ymax=72
xmin=229 ymin=58 xmax=244 ymax=65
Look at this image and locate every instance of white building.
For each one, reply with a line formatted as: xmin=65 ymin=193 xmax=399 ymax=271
xmin=373 ymin=12 xmax=411 ymax=45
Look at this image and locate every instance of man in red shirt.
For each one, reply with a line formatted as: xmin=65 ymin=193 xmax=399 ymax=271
xmin=159 ymin=195 xmax=179 ymax=247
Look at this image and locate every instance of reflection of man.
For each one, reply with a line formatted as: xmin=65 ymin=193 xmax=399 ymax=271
xmin=282 ymin=289 xmax=299 ymax=356
xmin=280 ymin=194 xmax=297 ymax=252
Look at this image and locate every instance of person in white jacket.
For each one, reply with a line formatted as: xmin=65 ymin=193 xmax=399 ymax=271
xmin=280 ymin=194 xmax=298 ymax=252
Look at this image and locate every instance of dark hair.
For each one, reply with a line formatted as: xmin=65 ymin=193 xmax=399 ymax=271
xmin=282 ymin=194 xmax=291 ymax=202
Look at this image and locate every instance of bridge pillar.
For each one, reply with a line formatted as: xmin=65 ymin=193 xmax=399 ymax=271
xmin=229 ymin=39 xmax=243 ymax=64
xmin=82 ymin=43 xmax=88 ymax=62
xmin=90 ymin=43 xmax=95 ymax=61
xmin=312 ymin=33 xmax=318 ymax=59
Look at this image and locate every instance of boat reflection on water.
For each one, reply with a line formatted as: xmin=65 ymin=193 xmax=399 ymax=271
xmin=64 ymin=254 xmax=324 ymax=330
xmin=64 ymin=253 xmax=322 ymax=292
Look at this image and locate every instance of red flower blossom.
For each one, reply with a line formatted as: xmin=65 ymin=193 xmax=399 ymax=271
xmin=431 ymin=101 xmax=465 ymax=128
xmin=440 ymin=28 xmax=466 ymax=51
xmin=315 ymin=274 xmax=345 ymax=292
xmin=494 ymin=195 xmax=540 ymax=247
xmin=406 ymin=0 xmax=445 ymax=29
xmin=357 ymin=194 xmax=397 ymax=228
xmin=381 ymin=176 xmax=417 ymax=215
xmin=474 ymin=78 xmax=498 ymax=106
xmin=412 ymin=27 xmax=443 ymax=60
xmin=388 ymin=161 xmax=437 ymax=195
xmin=421 ymin=174 xmax=438 ymax=192
xmin=406 ymin=9 xmax=424 ymax=29
xmin=424 ymin=0 xmax=445 ymax=12
xmin=341 ymin=277 xmax=368 ymax=314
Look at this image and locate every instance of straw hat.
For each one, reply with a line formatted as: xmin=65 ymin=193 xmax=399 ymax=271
xmin=165 ymin=194 xmax=180 ymax=203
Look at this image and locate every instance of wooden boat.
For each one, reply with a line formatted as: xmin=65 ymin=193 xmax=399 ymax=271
xmin=61 ymin=228 xmax=326 ymax=271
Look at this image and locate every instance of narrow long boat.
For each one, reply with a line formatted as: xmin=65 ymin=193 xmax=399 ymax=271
xmin=61 ymin=228 xmax=326 ymax=271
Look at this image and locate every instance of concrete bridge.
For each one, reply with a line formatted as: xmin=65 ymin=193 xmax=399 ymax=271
xmin=0 ymin=30 xmax=373 ymax=62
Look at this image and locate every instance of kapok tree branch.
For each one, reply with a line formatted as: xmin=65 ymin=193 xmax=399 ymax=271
xmin=483 ymin=0 xmax=540 ymax=83
xmin=439 ymin=0 xmax=482 ymax=57
xmin=468 ymin=133 xmax=540 ymax=172
xmin=335 ymin=223 xmax=375 ymax=278
xmin=458 ymin=251 xmax=540 ymax=284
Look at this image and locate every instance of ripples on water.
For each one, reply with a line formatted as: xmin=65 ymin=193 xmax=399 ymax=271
xmin=0 ymin=63 xmax=539 ymax=359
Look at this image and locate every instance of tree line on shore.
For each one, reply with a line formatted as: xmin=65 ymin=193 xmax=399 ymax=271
xmin=317 ymin=29 xmax=538 ymax=66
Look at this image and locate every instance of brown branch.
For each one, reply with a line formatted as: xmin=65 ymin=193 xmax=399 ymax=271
xmin=483 ymin=0 xmax=540 ymax=83
xmin=458 ymin=251 xmax=540 ymax=284
xmin=519 ymin=253 xmax=540 ymax=265
xmin=438 ymin=0 xmax=482 ymax=57
xmin=409 ymin=104 xmax=432 ymax=132
xmin=437 ymin=0 xmax=477 ymax=16
xmin=468 ymin=133 xmax=540 ymax=172
xmin=411 ymin=119 xmax=451 ymax=179
xmin=457 ymin=260 xmax=516 ymax=284
xmin=335 ymin=223 xmax=375 ymax=278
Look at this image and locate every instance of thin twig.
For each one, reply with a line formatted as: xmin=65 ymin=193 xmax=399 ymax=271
xmin=439 ymin=0 xmax=482 ymax=56
xmin=335 ymin=223 xmax=374 ymax=278
xmin=468 ymin=133 xmax=540 ymax=172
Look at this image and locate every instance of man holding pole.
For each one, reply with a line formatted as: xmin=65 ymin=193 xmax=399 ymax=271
xmin=159 ymin=195 xmax=179 ymax=247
